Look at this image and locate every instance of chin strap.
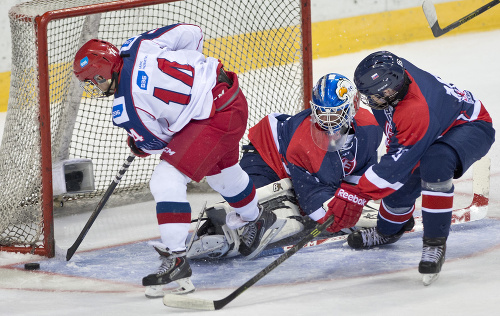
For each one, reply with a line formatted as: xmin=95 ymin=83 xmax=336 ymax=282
xmin=391 ymin=72 xmax=412 ymax=107
xmin=104 ymin=71 xmax=119 ymax=96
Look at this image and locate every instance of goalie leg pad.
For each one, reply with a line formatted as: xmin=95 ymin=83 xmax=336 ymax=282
xmin=187 ymin=179 xmax=307 ymax=259
xmin=257 ymin=179 xmax=305 ymax=243
xmin=354 ymin=200 xmax=380 ymax=228
xmin=186 ymin=235 xmax=230 ymax=259
xmin=187 ymin=203 xmax=242 ymax=259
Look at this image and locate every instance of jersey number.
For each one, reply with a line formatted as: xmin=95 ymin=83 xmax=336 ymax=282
xmin=434 ymin=75 xmax=474 ymax=104
xmin=154 ymin=58 xmax=194 ymax=106
xmin=129 ymin=128 xmax=144 ymax=142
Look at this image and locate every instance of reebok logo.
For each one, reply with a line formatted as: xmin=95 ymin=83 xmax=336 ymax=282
xmin=337 ymin=189 xmax=366 ymax=206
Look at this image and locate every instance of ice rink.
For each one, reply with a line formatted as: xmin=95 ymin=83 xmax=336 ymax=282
xmin=1 ymin=29 xmax=499 ymax=315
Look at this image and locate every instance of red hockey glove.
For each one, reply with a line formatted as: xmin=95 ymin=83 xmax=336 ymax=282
xmin=127 ymin=136 xmax=150 ymax=158
xmin=320 ymin=183 xmax=370 ymax=233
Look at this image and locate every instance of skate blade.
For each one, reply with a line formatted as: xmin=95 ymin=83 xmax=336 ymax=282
xmin=144 ymin=277 xmax=195 ymax=298
xmin=170 ymin=277 xmax=196 ymax=295
xmin=422 ymin=273 xmax=440 ymax=286
xmin=245 ymin=218 xmax=286 ymax=260
xmin=144 ymin=285 xmax=164 ymax=298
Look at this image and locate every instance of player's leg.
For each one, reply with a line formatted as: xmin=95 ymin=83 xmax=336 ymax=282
xmin=347 ymin=172 xmax=420 ymax=248
xmin=240 ymin=143 xmax=282 ymax=188
xmin=419 ymin=120 xmax=494 ymax=281
xmin=143 ymin=160 xmax=195 ymax=297
xmin=206 ymin=163 xmax=286 ymax=259
xmin=418 ymin=142 xmax=457 ymax=280
xmin=207 ymin=75 xmax=286 ymax=258
xmin=187 ymin=178 xmax=304 ymax=260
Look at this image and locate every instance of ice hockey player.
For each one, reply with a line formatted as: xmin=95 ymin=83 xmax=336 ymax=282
xmin=333 ymin=51 xmax=495 ymax=284
xmin=72 ymin=24 xmax=283 ymax=297
xmin=187 ymin=73 xmax=384 ymax=260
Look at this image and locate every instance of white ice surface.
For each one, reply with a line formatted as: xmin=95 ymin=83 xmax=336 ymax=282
xmin=1 ymin=30 xmax=500 ymax=315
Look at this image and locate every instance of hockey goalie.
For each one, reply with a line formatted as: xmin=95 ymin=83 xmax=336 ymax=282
xmin=187 ymin=178 xmax=378 ymax=260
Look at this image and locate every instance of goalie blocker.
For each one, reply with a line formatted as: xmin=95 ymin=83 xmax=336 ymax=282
xmin=187 ymin=179 xmax=378 ymax=260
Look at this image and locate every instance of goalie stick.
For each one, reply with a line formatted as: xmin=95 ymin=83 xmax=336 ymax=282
xmin=422 ymin=0 xmax=499 ymax=37
xmin=163 ymin=214 xmax=336 ymax=311
xmin=66 ymin=154 xmax=136 ymax=261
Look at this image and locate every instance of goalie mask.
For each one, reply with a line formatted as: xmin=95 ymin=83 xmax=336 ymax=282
xmin=73 ymin=39 xmax=122 ymax=98
xmin=310 ymin=73 xmax=357 ymax=152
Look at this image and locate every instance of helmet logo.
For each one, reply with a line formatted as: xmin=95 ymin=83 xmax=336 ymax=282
xmin=338 ymin=86 xmax=348 ymax=98
xmin=336 ymin=78 xmax=353 ymax=101
xmin=80 ymin=56 xmax=89 ymax=68
xmin=371 ymin=73 xmax=379 ymax=80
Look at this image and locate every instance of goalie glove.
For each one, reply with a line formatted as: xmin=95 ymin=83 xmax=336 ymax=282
xmin=320 ymin=183 xmax=370 ymax=233
xmin=127 ymin=136 xmax=150 ymax=158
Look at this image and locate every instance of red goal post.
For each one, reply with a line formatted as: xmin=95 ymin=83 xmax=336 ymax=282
xmin=0 ymin=0 xmax=313 ymax=257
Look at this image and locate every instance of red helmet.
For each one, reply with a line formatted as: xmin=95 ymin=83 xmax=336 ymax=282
xmin=73 ymin=39 xmax=122 ymax=97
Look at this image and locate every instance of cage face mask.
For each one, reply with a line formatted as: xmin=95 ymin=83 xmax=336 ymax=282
xmin=310 ymin=73 xmax=356 ymax=152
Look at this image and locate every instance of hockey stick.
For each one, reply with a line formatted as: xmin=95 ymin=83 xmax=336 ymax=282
xmin=422 ymin=0 xmax=499 ymax=37
xmin=186 ymin=202 xmax=207 ymax=253
xmin=259 ymin=192 xmax=488 ymax=257
xmin=163 ymin=214 xmax=336 ymax=310
xmin=165 ymin=158 xmax=490 ymax=310
xmin=66 ymin=154 xmax=136 ymax=261
xmin=261 ymin=156 xmax=491 ymax=257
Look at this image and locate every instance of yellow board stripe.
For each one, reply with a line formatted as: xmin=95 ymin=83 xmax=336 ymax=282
xmin=1 ymin=0 xmax=499 ymax=112
xmin=203 ymin=26 xmax=302 ymax=72
xmin=311 ymin=0 xmax=500 ymax=59
xmin=0 ymin=72 xmax=10 ymax=112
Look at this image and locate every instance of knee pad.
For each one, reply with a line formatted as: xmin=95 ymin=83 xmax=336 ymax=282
xmin=206 ymin=164 xmax=249 ymax=197
xmin=150 ymin=160 xmax=190 ymax=202
xmin=421 ymin=178 xmax=453 ymax=192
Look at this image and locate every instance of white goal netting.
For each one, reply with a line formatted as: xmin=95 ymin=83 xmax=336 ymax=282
xmin=0 ymin=0 xmax=311 ymax=256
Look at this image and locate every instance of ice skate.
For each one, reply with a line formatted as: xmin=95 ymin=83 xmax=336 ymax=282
xmin=347 ymin=217 xmax=415 ymax=249
xmin=142 ymin=245 xmax=195 ymax=298
xmin=419 ymin=237 xmax=446 ymax=286
xmin=236 ymin=206 xmax=286 ymax=259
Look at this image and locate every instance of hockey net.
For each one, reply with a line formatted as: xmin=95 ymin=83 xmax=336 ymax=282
xmin=0 ymin=0 xmax=312 ymax=257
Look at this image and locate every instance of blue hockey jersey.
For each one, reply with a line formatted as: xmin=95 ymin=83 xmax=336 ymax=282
xmin=357 ymin=58 xmax=494 ymax=200
xmin=249 ymin=108 xmax=383 ymax=220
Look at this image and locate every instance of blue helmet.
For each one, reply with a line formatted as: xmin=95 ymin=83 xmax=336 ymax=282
xmin=310 ymin=73 xmax=356 ymax=151
xmin=353 ymin=51 xmax=408 ymax=110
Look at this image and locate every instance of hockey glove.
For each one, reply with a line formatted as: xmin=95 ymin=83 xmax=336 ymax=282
xmin=320 ymin=183 xmax=370 ymax=233
xmin=127 ymin=136 xmax=150 ymax=158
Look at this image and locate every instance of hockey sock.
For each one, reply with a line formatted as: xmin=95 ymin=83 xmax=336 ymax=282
xmin=376 ymin=200 xmax=415 ymax=235
xmin=421 ymin=189 xmax=453 ymax=238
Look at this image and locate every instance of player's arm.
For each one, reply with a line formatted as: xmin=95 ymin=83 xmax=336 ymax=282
xmin=358 ymin=99 xmax=444 ymax=200
xmin=287 ymin=163 xmax=337 ymax=220
xmin=150 ymin=23 xmax=204 ymax=53
xmin=127 ymin=135 xmax=149 ymax=157
xmin=289 ymin=172 xmax=370 ymax=234
xmin=125 ymin=110 xmax=171 ymax=157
